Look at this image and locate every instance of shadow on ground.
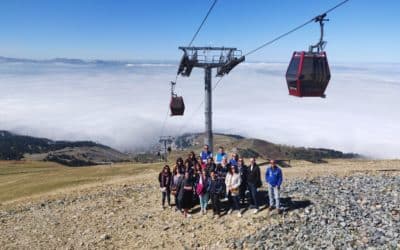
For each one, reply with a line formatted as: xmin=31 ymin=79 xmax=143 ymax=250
xmin=214 ymin=190 xmax=312 ymax=216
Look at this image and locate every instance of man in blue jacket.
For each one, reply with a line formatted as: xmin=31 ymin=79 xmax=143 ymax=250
xmin=200 ymin=144 xmax=213 ymax=164
xmin=215 ymin=146 xmax=227 ymax=165
xmin=265 ymin=159 xmax=283 ymax=213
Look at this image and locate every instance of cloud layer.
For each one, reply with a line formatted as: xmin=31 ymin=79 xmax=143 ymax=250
xmin=0 ymin=60 xmax=399 ymax=158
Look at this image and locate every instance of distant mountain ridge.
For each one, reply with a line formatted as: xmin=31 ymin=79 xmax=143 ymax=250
xmin=0 ymin=56 xmax=176 ymax=66
xmin=0 ymin=131 xmax=129 ymax=166
xmin=174 ymin=133 xmax=360 ymax=163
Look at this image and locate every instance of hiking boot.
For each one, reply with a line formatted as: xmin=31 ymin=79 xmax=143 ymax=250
xmin=269 ymin=207 xmax=274 ymax=211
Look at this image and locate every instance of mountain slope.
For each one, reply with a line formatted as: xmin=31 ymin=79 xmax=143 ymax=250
xmin=0 ymin=131 xmax=129 ymax=166
xmin=173 ymin=133 xmax=359 ymax=162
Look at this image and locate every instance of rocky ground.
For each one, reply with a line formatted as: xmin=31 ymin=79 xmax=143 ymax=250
xmin=225 ymin=174 xmax=400 ymax=249
xmin=0 ymin=160 xmax=399 ymax=249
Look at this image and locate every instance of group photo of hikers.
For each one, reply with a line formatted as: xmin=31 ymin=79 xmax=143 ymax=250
xmin=158 ymin=145 xmax=283 ymax=218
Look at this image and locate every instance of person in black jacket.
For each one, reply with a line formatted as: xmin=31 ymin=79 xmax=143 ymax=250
xmin=158 ymin=165 xmax=172 ymax=209
xmin=205 ymin=157 xmax=216 ymax=175
xmin=246 ymin=157 xmax=262 ymax=213
xmin=185 ymin=151 xmax=198 ymax=168
xmin=238 ymin=158 xmax=248 ymax=205
xmin=216 ymin=157 xmax=230 ymax=202
xmin=175 ymin=157 xmax=185 ymax=175
xmin=209 ymin=170 xmax=223 ymax=217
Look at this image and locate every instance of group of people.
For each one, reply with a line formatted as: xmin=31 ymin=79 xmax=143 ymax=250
xmin=158 ymin=145 xmax=283 ymax=218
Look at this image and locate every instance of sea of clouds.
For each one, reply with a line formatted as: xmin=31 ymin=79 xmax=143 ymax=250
xmin=0 ymin=59 xmax=399 ymax=158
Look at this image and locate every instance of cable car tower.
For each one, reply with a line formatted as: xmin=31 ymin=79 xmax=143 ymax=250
xmin=177 ymin=46 xmax=244 ymax=153
xmin=159 ymin=136 xmax=174 ymax=162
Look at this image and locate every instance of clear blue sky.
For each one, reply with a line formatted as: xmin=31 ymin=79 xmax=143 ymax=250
xmin=0 ymin=0 xmax=399 ymax=62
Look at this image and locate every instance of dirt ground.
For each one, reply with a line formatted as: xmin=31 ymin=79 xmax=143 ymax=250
xmin=0 ymin=159 xmax=399 ymax=249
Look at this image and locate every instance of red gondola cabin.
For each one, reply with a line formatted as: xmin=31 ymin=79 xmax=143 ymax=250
xmin=170 ymin=96 xmax=185 ymax=116
xmin=286 ymin=51 xmax=331 ymax=97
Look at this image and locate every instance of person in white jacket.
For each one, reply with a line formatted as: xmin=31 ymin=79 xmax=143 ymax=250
xmin=225 ymin=165 xmax=242 ymax=217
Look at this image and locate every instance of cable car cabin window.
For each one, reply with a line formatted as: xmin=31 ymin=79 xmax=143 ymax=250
xmin=286 ymin=56 xmax=300 ymax=89
xmin=287 ymin=57 xmax=300 ymax=76
xmin=300 ymin=56 xmax=324 ymax=93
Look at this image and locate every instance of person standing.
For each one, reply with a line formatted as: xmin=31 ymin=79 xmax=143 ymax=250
xmin=183 ymin=161 xmax=194 ymax=176
xmin=186 ymin=151 xmax=198 ymax=168
xmin=225 ymin=165 xmax=242 ymax=217
xmin=265 ymin=160 xmax=283 ymax=214
xmin=205 ymin=157 xmax=216 ymax=174
xmin=171 ymin=168 xmax=183 ymax=212
xmin=209 ymin=171 xmax=223 ymax=217
xmin=200 ymin=144 xmax=213 ymax=164
xmin=229 ymin=153 xmax=239 ymax=167
xmin=246 ymin=157 xmax=262 ymax=214
xmin=237 ymin=158 xmax=248 ymax=205
xmin=158 ymin=165 xmax=172 ymax=209
xmin=178 ymin=171 xmax=194 ymax=218
xmin=175 ymin=157 xmax=185 ymax=175
xmin=215 ymin=146 xmax=227 ymax=165
xmin=196 ymin=169 xmax=211 ymax=215
xmin=217 ymin=157 xmax=230 ymax=201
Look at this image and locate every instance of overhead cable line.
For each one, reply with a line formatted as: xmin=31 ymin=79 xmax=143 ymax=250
xmin=176 ymin=77 xmax=223 ymax=133
xmin=175 ymin=0 xmax=350 ymax=135
xmin=188 ymin=0 xmax=218 ymax=47
xmin=163 ymin=0 xmax=350 ymax=140
xmin=158 ymin=0 xmax=218 ymax=140
xmin=245 ymin=0 xmax=350 ymax=57
xmin=174 ymin=0 xmax=218 ymax=83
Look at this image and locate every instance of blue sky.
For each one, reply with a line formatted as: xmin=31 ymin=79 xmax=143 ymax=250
xmin=0 ymin=0 xmax=399 ymax=62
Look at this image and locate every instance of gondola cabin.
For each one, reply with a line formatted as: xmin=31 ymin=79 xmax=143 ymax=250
xmin=170 ymin=96 xmax=185 ymax=116
xmin=286 ymin=51 xmax=331 ymax=97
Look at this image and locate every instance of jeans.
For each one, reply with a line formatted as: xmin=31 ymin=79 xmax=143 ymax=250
xmin=162 ymin=190 xmax=171 ymax=206
xmin=248 ymin=183 xmax=259 ymax=209
xmin=268 ymin=185 xmax=280 ymax=209
xmin=228 ymin=191 xmax=240 ymax=211
xmin=199 ymin=193 xmax=209 ymax=211
xmin=210 ymin=193 xmax=220 ymax=215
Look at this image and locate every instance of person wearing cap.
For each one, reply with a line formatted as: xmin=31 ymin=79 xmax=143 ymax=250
xmin=265 ymin=160 xmax=283 ymax=214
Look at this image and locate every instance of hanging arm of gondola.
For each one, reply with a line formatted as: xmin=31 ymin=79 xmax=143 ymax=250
xmin=309 ymin=14 xmax=329 ymax=53
xmin=171 ymin=81 xmax=177 ymax=97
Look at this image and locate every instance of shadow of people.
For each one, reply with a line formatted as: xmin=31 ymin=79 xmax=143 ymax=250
xmin=280 ymin=197 xmax=312 ymax=211
xmin=248 ymin=190 xmax=312 ymax=212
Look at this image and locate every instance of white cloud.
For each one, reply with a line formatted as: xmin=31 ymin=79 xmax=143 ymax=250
xmin=0 ymin=61 xmax=399 ymax=159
